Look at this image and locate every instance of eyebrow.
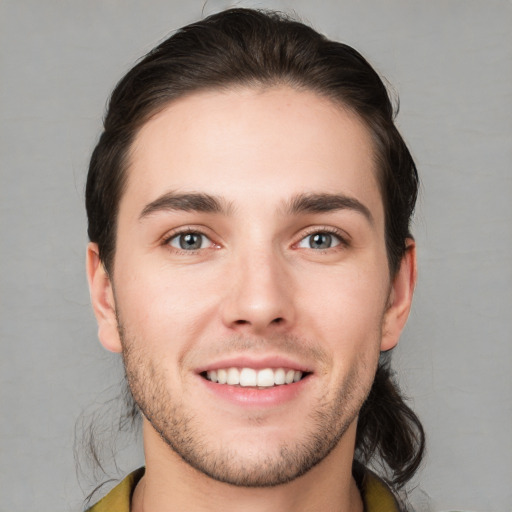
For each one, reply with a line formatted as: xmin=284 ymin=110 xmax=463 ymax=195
xmin=285 ymin=192 xmax=374 ymax=225
xmin=139 ymin=190 xmax=373 ymax=225
xmin=139 ymin=191 xmax=232 ymax=219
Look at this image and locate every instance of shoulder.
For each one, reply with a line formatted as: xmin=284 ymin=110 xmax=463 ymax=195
xmin=86 ymin=468 xmax=145 ymax=512
xmin=354 ymin=463 xmax=402 ymax=512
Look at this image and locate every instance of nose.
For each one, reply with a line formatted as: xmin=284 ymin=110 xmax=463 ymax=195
xmin=220 ymin=249 xmax=295 ymax=334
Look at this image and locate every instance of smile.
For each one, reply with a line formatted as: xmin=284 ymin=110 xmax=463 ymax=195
xmin=204 ymin=367 xmax=305 ymax=387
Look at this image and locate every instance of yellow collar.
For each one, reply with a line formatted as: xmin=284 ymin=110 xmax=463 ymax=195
xmin=87 ymin=466 xmax=400 ymax=512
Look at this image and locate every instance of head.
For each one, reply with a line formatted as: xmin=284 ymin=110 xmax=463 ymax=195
xmin=86 ymin=7 xmax=423 ymax=493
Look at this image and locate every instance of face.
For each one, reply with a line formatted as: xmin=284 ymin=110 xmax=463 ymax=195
xmin=88 ymin=86 xmax=415 ymax=487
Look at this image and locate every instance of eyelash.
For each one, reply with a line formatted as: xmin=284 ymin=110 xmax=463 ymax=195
xmin=161 ymin=226 xmax=349 ymax=254
xmin=295 ymin=226 xmax=349 ymax=250
xmin=162 ymin=228 xmax=217 ymax=255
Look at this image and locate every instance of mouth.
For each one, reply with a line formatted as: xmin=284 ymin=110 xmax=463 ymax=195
xmin=201 ymin=367 xmax=310 ymax=388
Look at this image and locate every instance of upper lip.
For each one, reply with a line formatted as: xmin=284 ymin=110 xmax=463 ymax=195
xmin=195 ymin=355 xmax=313 ymax=374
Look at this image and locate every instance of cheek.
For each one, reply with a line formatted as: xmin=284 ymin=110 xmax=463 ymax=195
xmin=113 ymin=257 xmax=220 ymax=342
xmin=296 ymin=263 xmax=389 ymax=349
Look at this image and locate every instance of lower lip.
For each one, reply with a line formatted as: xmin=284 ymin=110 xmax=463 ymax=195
xmin=200 ymin=375 xmax=310 ymax=407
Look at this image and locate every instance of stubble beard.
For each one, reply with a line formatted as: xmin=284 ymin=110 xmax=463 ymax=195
xmin=119 ymin=324 xmax=379 ymax=488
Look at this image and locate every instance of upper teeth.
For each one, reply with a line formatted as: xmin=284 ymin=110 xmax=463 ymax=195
xmin=206 ymin=368 xmax=303 ymax=387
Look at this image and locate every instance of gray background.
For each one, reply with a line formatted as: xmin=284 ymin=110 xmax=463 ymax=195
xmin=1 ymin=0 xmax=510 ymax=510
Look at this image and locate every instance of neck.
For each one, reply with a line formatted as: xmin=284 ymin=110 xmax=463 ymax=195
xmin=132 ymin=419 xmax=363 ymax=512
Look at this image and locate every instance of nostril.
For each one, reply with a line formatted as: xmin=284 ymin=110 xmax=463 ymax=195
xmin=232 ymin=318 xmax=284 ymax=327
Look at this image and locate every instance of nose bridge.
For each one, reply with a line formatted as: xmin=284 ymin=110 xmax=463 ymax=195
xmin=221 ymin=240 xmax=294 ymax=332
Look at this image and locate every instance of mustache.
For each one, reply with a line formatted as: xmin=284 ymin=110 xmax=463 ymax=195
xmin=186 ymin=333 xmax=330 ymax=366
xmin=116 ymin=315 xmax=330 ymax=366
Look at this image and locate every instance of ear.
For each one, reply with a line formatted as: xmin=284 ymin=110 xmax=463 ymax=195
xmin=86 ymin=243 xmax=122 ymax=353
xmin=380 ymin=239 xmax=417 ymax=352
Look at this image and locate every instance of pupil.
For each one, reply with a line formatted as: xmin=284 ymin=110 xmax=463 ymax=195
xmin=180 ymin=233 xmax=201 ymax=250
xmin=311 ymin=233 xmax=331 ymax=249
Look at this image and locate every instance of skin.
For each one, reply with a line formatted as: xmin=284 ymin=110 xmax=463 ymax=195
xmin=87 ymin=86 xmax=416 ymax=512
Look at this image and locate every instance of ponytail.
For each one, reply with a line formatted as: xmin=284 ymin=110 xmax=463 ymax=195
xmin=355 ymin=353 xmax=425 ymax=488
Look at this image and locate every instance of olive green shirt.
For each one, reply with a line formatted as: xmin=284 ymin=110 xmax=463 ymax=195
xmin=87 ymin=466 xmax=400 ymax=512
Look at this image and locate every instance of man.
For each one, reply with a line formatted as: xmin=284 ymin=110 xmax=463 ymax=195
xmin=85 ymin=8 xmax=424 ymax=511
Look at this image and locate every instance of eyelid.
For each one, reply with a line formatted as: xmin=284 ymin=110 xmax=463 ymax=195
xmin=293 ymin=226 xmax=350 ymax=249
xmin=161 ymin=226 xmax=220 ymax=251
xmin=159 ymin=224 xmax=350 ymax=252
xmin=168 ymin=232 xmax=211 ymax=250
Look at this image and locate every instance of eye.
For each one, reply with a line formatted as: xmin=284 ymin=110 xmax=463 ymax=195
xmin=297 ymin=231 xmax=342 ymax=250
xmin=168 ymin=232 xmax=211 ymax=251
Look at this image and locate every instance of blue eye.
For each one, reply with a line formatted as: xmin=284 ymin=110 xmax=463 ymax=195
xmin=169 ymin=232 xmax=210 ymax=250
xmin=298 ymin=232 xmax=341 ymax=250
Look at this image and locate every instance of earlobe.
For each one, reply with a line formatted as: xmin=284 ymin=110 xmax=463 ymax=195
xmin=380 ymin=239 xmax=417 ymax=352
xmin=86 ymin=243 xmax=123 ymax=353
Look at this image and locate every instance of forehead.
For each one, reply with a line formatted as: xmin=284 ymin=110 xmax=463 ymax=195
xmin=121 ymin=86 xmax=383 ymax=223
